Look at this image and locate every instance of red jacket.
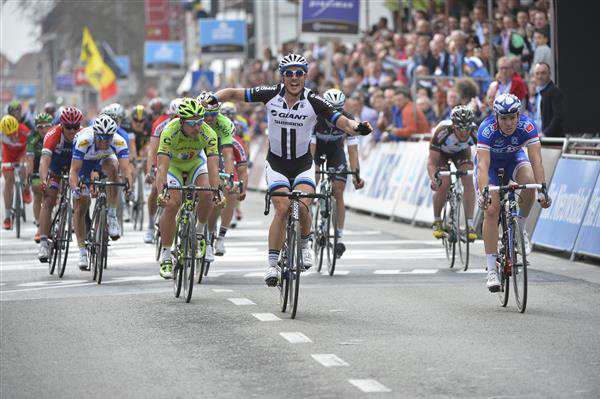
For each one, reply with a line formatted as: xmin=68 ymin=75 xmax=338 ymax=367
xmin=509 ymin=72 xmax=528 ymax=101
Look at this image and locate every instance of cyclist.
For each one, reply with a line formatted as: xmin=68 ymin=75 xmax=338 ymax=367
xmin=1 ymin=114 xmax=30 ymax=230
xmin=155 ymin=98 xmax=223 ymax=279
xmin=310 ymin=88 xmax=364 ymax=259
xmin=26 ymin=113 xmax=53 ymax=238
xmin=428 ymin=105 xmax=478 ymax=241
xmin=7 ymin=100 xmax=34 ymax=130
xmin=206 ymin=53 xmax=373 ymax=286
xmin=214 ymin=134 xmax=248 ymax=255
xmin=69 ymin=115 xmax=132 ymax=269
xmin=143 ymin=98 xmax=182 ymax=244
xmin=129 ymin=104 xmax=152 ymax=160
xmin=43 ymin=102 xmax=57 ymax=119
xmin=476 ymin=93 xmax=551 ymax=292
xmin=149 ymin=97 xmax=169 ymax=131
xmin=197 ymin=91 xmax=237 ymax=262
xmin=220 ymin=101 xmax=248 ymax=226
xmin=37 ymin=107 xmax=83 ymax=262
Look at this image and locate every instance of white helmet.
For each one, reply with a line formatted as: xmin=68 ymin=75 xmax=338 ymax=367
xmin=168 ymin=98 xmax=184 ymax=115
xmin=196 ymin=91 xmax=220 ymax=112
xmin=93 ymin=114 xmax=117 ymax=137
xmin=323 ymin=88 xmax=346 ymax=109
xmin=278 ymin=53 xmax=308 ymax=74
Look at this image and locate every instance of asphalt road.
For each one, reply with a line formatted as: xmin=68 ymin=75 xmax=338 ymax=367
xmin=1 ymin=190 xmax=599 ymax=399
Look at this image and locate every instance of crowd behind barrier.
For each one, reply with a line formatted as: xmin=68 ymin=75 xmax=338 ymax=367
xmin=247 ymin=135 xmax=600 ymax=261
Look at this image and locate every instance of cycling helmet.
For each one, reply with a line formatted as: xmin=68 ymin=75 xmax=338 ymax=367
xmin=197 ymin=91 xmax=220 ymax=112
xmin=60 ymin=106 xmax=83 ymax=126
xmin=100 ymin=105 xmax=120 ymax=124
xmin=149 ymin=97 xmax=165 ymax=114
xmin=44 ymin=102 xmax=56 ymax=115
xmin=450 ymin=105 xmax=475 ymax=130
xmin=108 ymin=103 xmax=125 ymax=121
xmin=220 ymin=102 xmax=237 ymax=119
xmin=178 ymin=98 xmax=204 ymax=119
xmin=8 ymin=100 xmax=21 ymax=115
xmin=130 ymin=105 xmax=147 ymax=122
xmin=0 ymin=115 xmax=19 ymax=135
xmin=93 ymin=114 xmax=117 ymax=137
xmin=35 ymin=113 xmax=53 ymax=126
xmin=493 ymin=93 xmax=521 ymax=116
xmin=168 ymin=98 xmax=184 ymax=115
xmin=323 ymin=89 xmax=346 ymax=109
xmin=278 ymin=53 xmax=309 ymax=74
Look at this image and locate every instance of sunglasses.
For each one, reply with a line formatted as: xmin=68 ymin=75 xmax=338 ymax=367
xmin=63 ymin=124 xmax=80 ymax=131
xmin=283 ymin=70 xmax=306 ymax=78
xmin=183 ymin=119 xmax=204 ymax=127
xmin=95 ymin=135 xmax=113 ymax=141
xmin=132 ymin=118 xmax=145 ymax=123
xmin=36 ymin=124 xmax=52 ymax=129
xmin=204 ymin=111 xmax=219 ymax=117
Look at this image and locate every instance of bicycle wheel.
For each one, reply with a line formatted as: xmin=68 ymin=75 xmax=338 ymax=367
xmin=52 ymin=204 xmax=67 ymax=279
xmin=201 ymin=225 xmax=211 ymax=277
xmin=155 ymin=230 xmax=161 ymax=261
xmin=89 ymin=213 xmax=98 ymax=281
xmin=173 ymin=220 xmax=183 ymax=298
xmin=457 ymin=195 xmax=470 ymax=271
xmin=497 ymin=222 xmax=510 ymax=307
xmin=96 ymin=210 xmax=108 ymax=284
xmin=442 ymin=202 xmax=456 ymax=268
xmin=14 ymin=184 xmax=21 ymax=238
xmin=327 ymin=198 xmax=338 ymax=276
xmin=289 ymin=220 xmax=302 ymax=319
xmin=312 ymin=200 xmax=324 ymax=272
xmin=183 ymin=223 xmax=196 ymax=303
xmin=48 ymin=211 xmax=59 ymax=275
xmin=57 ymin=203 xmax=72 ymax=278
xmin=279 ymin=241 xmax=290 ymax=313
xmin=196 ymin=233 xmax=206 ymax=284
xmin=512 ymin=218 xmax=528 ymax=313
xmin=137 ymin=175 xmax=144 ymax=231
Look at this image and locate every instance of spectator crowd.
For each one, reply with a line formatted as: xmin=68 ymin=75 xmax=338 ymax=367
xmin=232 ymin=0 xmax=562 ymax=143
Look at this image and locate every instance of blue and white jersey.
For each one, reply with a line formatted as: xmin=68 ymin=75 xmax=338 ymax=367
xmin=88 ymin=118 xmax=130 ymax=144
xmin=476 ymin=114 xmax=539 ymax=160
xmin=72 ymin=127 xmax=129 ymax=161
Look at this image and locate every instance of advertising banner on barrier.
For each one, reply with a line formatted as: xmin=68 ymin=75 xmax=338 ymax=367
xmin=532 ymin=158 xmax=600 ymax=251
xmin=344 ymin=143 xmax=384 ymax=212
xmin=393 ymin=142 xmax=430 ymax=220
xmin=301 ymin=0 xmax=360 ymax=36
xmin=247 ymin=135 xmax=268 ymax=191
xmin=524 ymin=147 xmax=562 ymax=235
xmin=574 ymin=172 xmax=600 ymax=257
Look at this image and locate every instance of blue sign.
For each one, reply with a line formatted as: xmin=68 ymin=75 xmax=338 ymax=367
xmin=198 ymin=19 xmax=246 ymax=54
xmin=302 ymin=0 xmax=360 ymax=35
xmin=532 ymin=158 xmax=600 ymax=251
xmin=115 ymin=56 xmax=130 ymax=77
xmin=15 ymin=84 xmax=36 ymax=98
xmin=574 ymin=172 xmax=600 ymax=257
xmin=144 ymin=41 xmax=184 ymax=69
xmin=191 ymin=69 xmax=215 ymax=91
xmin=55 ymin=75 xmax=74 ymax=91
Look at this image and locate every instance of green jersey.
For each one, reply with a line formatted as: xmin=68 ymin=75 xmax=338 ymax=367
xmin=211 ymin=113 xmax=234 ymax=148
xmin=157 ymin=118 xmax=218 ymax=166
xmin=26 ymin=131 xmax=44 ymax=172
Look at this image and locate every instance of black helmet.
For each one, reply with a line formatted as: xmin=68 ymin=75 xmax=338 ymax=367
xmin=450 ymin=105 xmax=474 ymax=130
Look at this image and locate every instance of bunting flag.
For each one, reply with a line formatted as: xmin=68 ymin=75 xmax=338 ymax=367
xmin=80 ymin=27 xmax=117 ymax=101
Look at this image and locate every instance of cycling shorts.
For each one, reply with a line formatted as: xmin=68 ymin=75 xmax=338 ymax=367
xmin=265 ymin=151 xmax=315 ymax=192
xmin=314 ymin=138 xmax=348 ymax=183
xmin=166 ymin=152 xmax=208 ymax=187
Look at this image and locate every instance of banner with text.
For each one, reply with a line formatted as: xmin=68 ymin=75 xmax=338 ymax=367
xmin=574 ymin=172 xmax=600 ymax=257
xmin=532 ymin=158 xmax=600 ymax=252
xmin=198 ymin=19 xmax=246 ymax=56
xmin=301 ymin=0 xmax=360 ymax=36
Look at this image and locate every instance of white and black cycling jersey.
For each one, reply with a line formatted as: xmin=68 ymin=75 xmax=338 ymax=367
xmin=245 ymin=84 xmax=341 ymax=159
xmin=312 ymin=109 xmax=359 ymax=146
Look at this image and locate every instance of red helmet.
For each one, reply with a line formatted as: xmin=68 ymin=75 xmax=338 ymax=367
xmin=60 ymin=106 xmax=83 ymax=126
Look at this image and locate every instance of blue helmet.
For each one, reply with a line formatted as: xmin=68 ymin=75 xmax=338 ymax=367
xmin=493 ymin=93 xmax=521 ymax=116
xmin=278 ymin=53 xmax=308 ymax=74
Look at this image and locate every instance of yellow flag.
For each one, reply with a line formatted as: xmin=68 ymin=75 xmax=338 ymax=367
xmin=80 ymin=27 xmax=117 ymax=99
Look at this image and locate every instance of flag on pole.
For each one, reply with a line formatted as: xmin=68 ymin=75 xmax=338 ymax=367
xmin=80 ymin=27 xmax=117 ymax=101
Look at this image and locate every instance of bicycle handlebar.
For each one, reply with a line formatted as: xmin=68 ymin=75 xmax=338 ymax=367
xmin=437 ymin=170 xmax=473 ymax=177
xmin=487 ymin=183 xmax=542 ymax=192
xmin=161 ymin=184 xmax=222 ymax=203
xmin=264 ymin=190 xmax=328 ymax=216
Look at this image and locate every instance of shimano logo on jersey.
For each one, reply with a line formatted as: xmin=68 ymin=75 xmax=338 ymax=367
xmin=270 ymin=110 xmax=309 ymax=120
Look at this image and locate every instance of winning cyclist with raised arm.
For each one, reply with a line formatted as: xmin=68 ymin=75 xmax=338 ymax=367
xmin=205 ymin=53 xmax=373 ymax=287
xmin=475 ymin=93 xmax=551 ymax=292
xmin=428 ymin=105 xmax=477 ymax=241
xmin=154 ymin=98 xmax=223 ymax=279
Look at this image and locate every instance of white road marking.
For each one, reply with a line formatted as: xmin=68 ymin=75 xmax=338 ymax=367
xmin=252 ymin=313 xmax=281 ymax=321
xmin=456 ymin=268 xmax=487 ymax=274
xmin=323 ymin=270 xmax=350 ymax=275
xmin=1 ymin=282 xmax=97 ymax=295
xmin=374 ymin=269 xmax=439 ymax=275
xmin=227 ymin=297 xmax=256 ymax=306
xmin=204 ymin=273 xmax=224 ymax=278
xmin=19 ymin=279 xmax=88 ymax=287
xmin=311 ymin=354 xmax=349 ymax=367
xmin=374 ymin=270 xmax=400 ymax=275
xmin=410 ymin=269 xmax=439 ymax=274
xmin=279 ymin=332 xmax=313 ymax=343
xmin=243 ymin=272 xmax=265 ymax=277
xmin=348 ymin=379 xmax=391 ymax=393
xmin=104 ymin=275 xmax=162 ymax=283
xmin=212 ymin=289 xmax=233 ymax=292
